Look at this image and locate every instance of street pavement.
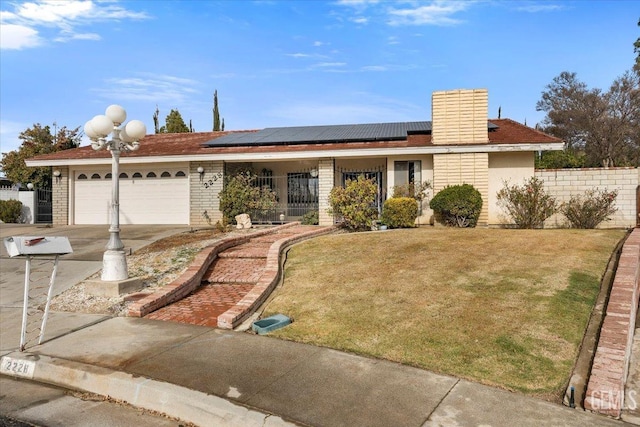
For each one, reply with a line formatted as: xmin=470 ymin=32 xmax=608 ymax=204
xmin=0 ymin=223 xmax=637 ymax=426
xmin=1 ymin=376 xmax=182 ymax=427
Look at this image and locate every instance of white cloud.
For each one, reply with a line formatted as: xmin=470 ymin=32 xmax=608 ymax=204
xmin=350 ymin=16 xmax=368 ymax=24
xmin=313 ymin=41 xmax=327 ymax=47
xmin=516 ymin=3 xmax=564 ymax=13
xmin=361 ymin=65 xmax=387 ymax=71
xmin=267 ymin=93 xmax=423 ymax=126
xmin=287 ymin=53 xmax=313 ymax=58
xmin=388 ymin=1 xmax=471 ymax=26
xmin=0 ymin=24 xmax=42 ymax=49
xmin=0 ymin=0 xmax=150 ymax=50
xmin=91 ymin=73 xmax=200 ymax=104
xmin=314 ymin=62 xmax=347 ymax=67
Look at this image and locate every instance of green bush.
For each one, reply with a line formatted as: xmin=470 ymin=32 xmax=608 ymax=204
xmin=561 ymin=188 xmax=618 ymax=229
xmin=328 ymin=175 xmax=378 ymax=231
xmin=218 ymin=171 xmax=277 ymax=223
xmin=301 ymin=210 xmax=319 ymax=225
xmin=429 ymin=184 xmax=483 ymax=228
xmin=0 ymin=199 xmax=23 ymax=223
xmin=381 ymin=197 xmax=418 ymax=228
xmin=496 ymin=177 xmax=557 ymax=229
xmin=392 ymin=181 xmax=432 ymax=202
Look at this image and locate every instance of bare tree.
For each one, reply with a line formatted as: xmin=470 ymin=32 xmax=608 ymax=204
xmin=536 ymin=71 xmax=639 ymax=167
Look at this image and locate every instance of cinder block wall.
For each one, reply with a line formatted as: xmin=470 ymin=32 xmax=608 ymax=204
xmin=536 ymin=167 xmax=639 ymax=228
xmin=433 ymin=153 xmax=489 ymax=225
xmin=432 ymin=89 xmax=489 ymax=145
xmin=189 ymin=161 xmax=223 ymax=226
xmin=52 ymin=166 xmax=69 ymax=225
xmin=318 ymin=158 xmax=334 ymax=226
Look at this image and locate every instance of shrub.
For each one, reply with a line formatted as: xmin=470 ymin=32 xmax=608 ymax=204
xmin=496 ymin=177 xmax=557 ymax=229
xmin=392 ymin=181 xmax=432 ymax=203
xmin=560 ymin=188 xmax=618 ymax=229
xmin=218 ymin=171 xmax=277 ymax=223
xmin=381 ymin=197 xmax=418 ymax=228
xmin=0 ymin=199 xmax=23 ymax=223
xmin=429 ymin=184 xmax=483 ymax=228
xmin=301 ymin=210 xmax=319 ymax=225
xmin=328 ymin=175 xmax=378 ymax=231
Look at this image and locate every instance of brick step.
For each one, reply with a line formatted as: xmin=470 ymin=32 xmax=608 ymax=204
xmin=145 ymin=283 xmax=254 ymax=328
xmin=218 ymin=243 xmax=270 ymax=259
xmin=250 ymin=233 xmax=297 ymax=244
xmin=202 ymin=257 xmax=266 ymax=284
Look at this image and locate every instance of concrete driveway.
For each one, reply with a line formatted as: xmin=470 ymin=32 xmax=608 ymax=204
xmin=0 ymin=223 xmax=191 ymax=353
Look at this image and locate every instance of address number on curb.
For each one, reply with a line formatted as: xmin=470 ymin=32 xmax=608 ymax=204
xmin=0 ymin=356 xmax=35 ymax=379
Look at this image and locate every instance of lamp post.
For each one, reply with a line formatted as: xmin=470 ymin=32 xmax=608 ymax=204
xmin=84 ymin=105 xmax=146 ymax=281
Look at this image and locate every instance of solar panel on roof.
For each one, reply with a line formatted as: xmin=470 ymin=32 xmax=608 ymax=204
xmin=202 ymin=120 xmax=495 ymax=147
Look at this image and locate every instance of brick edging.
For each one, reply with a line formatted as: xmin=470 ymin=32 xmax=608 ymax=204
xmin=127 ymin=223 xmax=302 ymax=318
xmin=584 ymin=228 xmax=640 ymax=417
xmin=217 ymin=225 xmax=336 ymax=329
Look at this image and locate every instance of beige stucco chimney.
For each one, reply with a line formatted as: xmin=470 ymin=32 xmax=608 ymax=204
xmin=431 ymin=89 xmax=489 ymax=145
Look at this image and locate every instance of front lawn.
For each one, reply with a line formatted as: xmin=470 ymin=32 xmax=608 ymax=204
xmin=263 ymin=228 xmax=626 ymax=401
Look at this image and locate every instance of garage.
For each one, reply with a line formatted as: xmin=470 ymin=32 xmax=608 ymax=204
xmin=73 ymin=166 xmax=189 ymax=225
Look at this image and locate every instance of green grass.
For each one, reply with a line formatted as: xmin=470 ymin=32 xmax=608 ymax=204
xmin=263 ymin=228 xmax=625 ymax=401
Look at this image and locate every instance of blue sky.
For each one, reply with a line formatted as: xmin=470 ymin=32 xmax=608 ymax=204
xmin=0 ymin=0 xmax=638 ymax=155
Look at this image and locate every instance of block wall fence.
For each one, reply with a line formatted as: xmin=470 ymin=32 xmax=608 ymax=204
xmin=535 ymin=167 xmax=639 ymax=229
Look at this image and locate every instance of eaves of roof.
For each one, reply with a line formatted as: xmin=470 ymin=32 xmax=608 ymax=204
xmin=25 ymin=118 xmax=563 ymax=167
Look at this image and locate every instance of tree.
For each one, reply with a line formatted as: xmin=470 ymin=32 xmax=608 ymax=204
xmin=153 ymin=105 xmax=160 ymax=134
xmin=536 ymin=71 xmax=639 ymax=167
xmin=635 ymin=18 xmax=639 ymax=74
xmin=0 ymin=123 xmax=80 ymax=188
xmin=159 ymin=109 xmax=190 ymax=133
xmin=213 ymin=90 xmax=224 ymax=131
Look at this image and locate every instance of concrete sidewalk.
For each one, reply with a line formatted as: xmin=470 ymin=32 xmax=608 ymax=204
xmin=1 ymin=223 xmax=635 ymax=426
xmin=0 ymin=317 xmax=632 ymax=427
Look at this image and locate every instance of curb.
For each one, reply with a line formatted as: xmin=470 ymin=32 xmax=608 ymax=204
xmin=1 ymin=351 xmax=298 ymax=427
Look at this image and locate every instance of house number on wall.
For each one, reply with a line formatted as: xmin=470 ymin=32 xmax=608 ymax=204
xmin=203 ymin=172 xmax=223 ymax=189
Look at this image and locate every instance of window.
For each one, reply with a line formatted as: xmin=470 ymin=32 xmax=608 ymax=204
xmin=146 ymin=172 xmax=157 ymax=178
xmin=119 ymin=173 xmax=128 ymax=179
xmin=175 ymin=171 xmax=186 ymax=177
xmin=91 ymin=173 xmax=101 ymax=179
xmin=161 ymin=171 xmax=171 ymax=177
xmin=105 ymin=173 xmax=112 ymax=179
xmin=77 ymin=174 xmax=87 ymax=180
xmin=132 ymin=172 xmax=142 ymax=178
xmin=394 ymin=160 xmax=422 ymax=188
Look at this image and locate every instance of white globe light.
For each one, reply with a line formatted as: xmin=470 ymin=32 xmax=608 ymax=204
xmin=91 ymin=115 xmax=114 ymax=137
xmin=105 ymin=104 xmax=126 ymax=126
xmin=124 ymin=120 xmax=146 ymax=141
xmin=27 ymin=183 xmax=34 ymax=190
xmin=84 ymin=120 xmax=99 ymax=140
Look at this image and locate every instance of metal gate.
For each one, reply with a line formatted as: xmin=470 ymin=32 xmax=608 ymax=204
xmin=250 ymin=171 xmax=319 ymax=224
xmin=35 ymin=188 xmax=52 ymax=224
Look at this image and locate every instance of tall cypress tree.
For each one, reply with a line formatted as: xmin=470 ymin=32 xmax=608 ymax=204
xmin=213 ymin=90 xmax=221 ymax=131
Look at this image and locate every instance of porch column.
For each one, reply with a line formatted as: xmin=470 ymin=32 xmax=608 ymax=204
xmin=189 ymin=160 xmax=224 ymax=226
xmin=318 ymin=158 xmax=334 ymax=226
xmin=52 ymin=166 xmax=69 ymax=225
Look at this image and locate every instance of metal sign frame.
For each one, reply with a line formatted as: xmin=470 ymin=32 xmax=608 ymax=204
xmin=4 ymin=236 xmax=73 ymax=351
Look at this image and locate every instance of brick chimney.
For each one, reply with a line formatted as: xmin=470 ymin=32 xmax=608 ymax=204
xmin=431 ymin=89 xmax=489 ymax=145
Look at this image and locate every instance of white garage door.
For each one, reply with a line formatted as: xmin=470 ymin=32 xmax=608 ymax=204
xmin=74 ymin=168 xmax=189 ymax=224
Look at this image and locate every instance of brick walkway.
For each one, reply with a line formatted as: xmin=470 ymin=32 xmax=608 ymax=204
xmin=145 ymin=225 xmax=329 ymax=328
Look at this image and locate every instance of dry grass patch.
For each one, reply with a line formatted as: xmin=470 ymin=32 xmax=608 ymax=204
xmin=263 ymin=228 xmax=626 ymax=401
